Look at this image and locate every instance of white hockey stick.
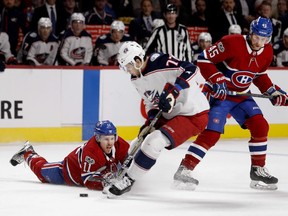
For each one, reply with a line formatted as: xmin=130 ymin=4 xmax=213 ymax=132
xmin=228 ymin=91 xmax=274 ymax=99
xmin=117 ymin=110 xmax=163 ymax=178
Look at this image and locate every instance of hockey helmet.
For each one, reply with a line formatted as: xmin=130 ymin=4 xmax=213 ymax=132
xmin=198 ymin=32 xmax=212 ymax=43
xmin=70 ymin=12 xmax=85 ymax=24
xmin=38 ymin=17 xmax=52 ymax=28
xmin=117 ymin=41 xmax=146 ymax=72
xmin=283 ymin=28 xmax=288 ymax=37
xmin=94 ymin=120 xmax=117 ymax=142
xmin=165 ymin=4 xmax=177 ymax=13
xmin=229 ymin=24 xmax=242 ymax=35
xmin=250 ymin=16 xmax=272 ymax=38
xmin=111 ymin=20 xmax=125 ymax=32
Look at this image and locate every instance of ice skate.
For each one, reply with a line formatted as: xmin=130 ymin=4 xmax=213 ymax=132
xmin=250 ymin=166 xmax=278 ymax=190
xmin=173 ymin=164 xmax=199 ymax=191
xmin=10 ymin=141 xmax=35 ymax=166
xmin=107 ymin=174 xmax=135 ymax=198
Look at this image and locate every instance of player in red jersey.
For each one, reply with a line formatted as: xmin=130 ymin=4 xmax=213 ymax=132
xmin=10 ymin=120 xmax=130 ymax=190
xmin=173 ymin=16 xmax=288 ymax=191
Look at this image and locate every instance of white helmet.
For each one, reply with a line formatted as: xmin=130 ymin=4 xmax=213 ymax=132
xmin=111 ymin=20 xmax=125 ymax=32
xmin=198 ymin=32 xmax=212 ymax=43
xmin=117 ymin=41 xmax=145 ymax=71
xmin=229 ymin=24 xmax=242 ymax=35
xmin=38 ymin=17 xmax=52 ymax=28
xmin=70 ymin=13 xmax=85 ymax=24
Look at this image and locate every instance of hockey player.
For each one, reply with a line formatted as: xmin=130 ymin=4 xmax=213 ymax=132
xmin=92 ymin=20 xmax=131 ymax=66
xmin=10 ymin=120 xmax=130 ymax=190
xmin=106 ymin=41 xmax=210 ymax=197
xmin=173 ymin=16 xmax=288 ymax=191
xmin=17 ymin=17 xmax=59 ymax=65
xmin=273 ymin=28 xmax=288 ymax=67
xmin=228 ymin=24 xmax=242 ymax=35
xmin=0 ymin=31 xmax=18 ymax=68
xmin=58 ymin=12 xmax=93 ymax=66
xmin=191 ymin=32 xmax=212 ymax=65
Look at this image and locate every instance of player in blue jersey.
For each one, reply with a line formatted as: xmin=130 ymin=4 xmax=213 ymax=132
xmin=104 ymin=41 xmax=210 ymax=197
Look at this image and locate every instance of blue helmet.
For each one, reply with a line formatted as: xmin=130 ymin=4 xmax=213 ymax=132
xmin=94 ymin=120 xmax=117 ymax=142
xmin=250 ymin=17 xmax=273 ymax=38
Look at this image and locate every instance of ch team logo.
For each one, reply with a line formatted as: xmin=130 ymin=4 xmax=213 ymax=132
xmin=231 ymin=71 xmax=255 ymax=88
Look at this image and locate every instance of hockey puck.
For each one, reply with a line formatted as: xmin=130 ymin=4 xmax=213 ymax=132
xmin=79 ymin=193 xmax=88 ymax=197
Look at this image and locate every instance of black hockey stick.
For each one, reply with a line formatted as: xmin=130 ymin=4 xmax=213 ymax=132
xmin=117 ymin=110 xmax=163 ymax=178
xmin=228 ymin=91 xmax=274 ymax=99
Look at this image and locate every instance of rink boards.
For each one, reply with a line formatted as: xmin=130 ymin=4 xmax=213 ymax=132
xmin=0 ymin=67 xmax=287 ymax=142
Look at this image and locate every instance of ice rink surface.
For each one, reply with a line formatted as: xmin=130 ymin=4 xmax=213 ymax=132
xmin=1 ymin=139 xmax=288 ymax=216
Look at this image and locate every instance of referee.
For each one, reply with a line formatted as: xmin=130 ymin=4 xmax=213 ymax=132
xmin=144 ymin=3 xmax=192 ymax=62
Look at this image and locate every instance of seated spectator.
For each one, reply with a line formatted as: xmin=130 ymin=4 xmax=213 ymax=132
xmin=207 ymin=0 xmax=248 ymax=42
xmin=189 ymin=0 xmax=208 ymax=27
xmin=191 ymin=32 xmax=212 ymax=65
xmin=145 ymin=3 xmax=192 ymax=61
xmin=92 ymin=20 xmax=131 ymax=66
xmin=228 ymin=24 xmax=242 ymax=34
xmin=84 ymin=0 xmax=115 ymax=25
xmin=17 ymin=17 xmax=59 ymax=66
xmin=0 ymin=0 xmax=27 ymax=56
xmin=0 ymin=32 xmax=18 ymax=65
xmin=273 ymin=28 xmax=288 ymax=67
xmin=128 ymin=0 xmax=161 ymax=47
xmin=58 ymin=13 xmax=93 ymax=66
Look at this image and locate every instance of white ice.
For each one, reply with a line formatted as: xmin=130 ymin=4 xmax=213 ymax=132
xmin=1 ymin=139 xmax=288 ymax=216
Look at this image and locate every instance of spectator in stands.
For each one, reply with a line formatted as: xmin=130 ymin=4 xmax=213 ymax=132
xmin=0 ymin=0 xmax=27 ymax=56
xmin=0 ymin=31 xmax=18 ymax=65
xmin=257 ymin=1 xmax=282 ymax=43
xmin=273 ymin=28 xmax=288 ymax=67
xmin=92 ymin=20 xmax=131 ymax=66
xmin=17 ymin=17 xmax=59 ymax=65
xmin=128 ymin=0 xmax=161 ymax=47
xmin=108 ymin=0 xmax=134 ymax=18
xmin=30 ymin=0 xmax=68 ymax=37
xmin=189 ymin=0 xmax=208 ymax=27
xmin=276 ymin=0 xmax=288 ymax=20
xmin=131 ymin=0 xmax=161 ymax=17
xmin=207 ymin=0 xmax=248 ymax=42
xmin=22 ymin=0 xmax=45 ymax=30
xmin=234 ymin=0 xmax=256 ymax=24
xmin=191 ymin=32 xmax=211 ymax=65
xmin=228 ymin=24 xmax=242 ymax=34
xmin=58 ymin=13 xmax=93 ymax=66
xmin=145 ymin=3 xmax=192 ymax=62
xmin=278 ymin=0 xmax=288 ymax=37
xmin=84 ymin=0 xmax=115 ymax=25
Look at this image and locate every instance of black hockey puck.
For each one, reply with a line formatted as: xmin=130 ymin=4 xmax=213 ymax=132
xmin=79 ymin=193 xmax=88 ymax=197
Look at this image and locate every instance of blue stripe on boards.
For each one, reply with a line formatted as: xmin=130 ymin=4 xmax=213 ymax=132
xmin=82 ymin=69 xmax=100 ymax=140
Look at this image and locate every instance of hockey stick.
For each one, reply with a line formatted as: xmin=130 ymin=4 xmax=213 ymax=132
xmin=117 ymin=110 xmax=163 ymax=178
xmin=228 ymin=91 xmax=274 ymax=99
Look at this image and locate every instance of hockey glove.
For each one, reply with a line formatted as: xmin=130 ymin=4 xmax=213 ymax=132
xmin=158 ymin=83 xmax=180 ymax=113
xmin=6 ymin=56 xmax=18 ymax=65
xmin=265 ymin=85 xmax=288 ymax=106
xmin=208 ymin=72 xmax=227 ymax=101
xmin=0 ymin=61 xmax=5 ymax=72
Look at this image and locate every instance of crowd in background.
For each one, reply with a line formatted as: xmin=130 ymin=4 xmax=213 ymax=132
xmin=1 ymin=0 xmax=288 ymax=67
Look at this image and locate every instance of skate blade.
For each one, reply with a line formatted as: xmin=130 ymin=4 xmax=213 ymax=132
xmin=172 ymin=180 xmax=197 ymax=191
xmin=250 ymin=180 xmax=278 ymax=191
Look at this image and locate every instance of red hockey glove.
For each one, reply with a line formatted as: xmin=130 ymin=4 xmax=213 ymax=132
xmin=265 ymin=85 xmax=288 ymax=106
xmin=158 ymin=83 xmax=180 ymax=113
xmin=208 ymin=72 xmax=227 ymax=101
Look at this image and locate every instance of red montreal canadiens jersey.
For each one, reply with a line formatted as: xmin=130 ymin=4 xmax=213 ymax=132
xmin=197 ymin=34 xmax=274 ymax=100
xmin=62 ymin=136 xmax=129 ymax=190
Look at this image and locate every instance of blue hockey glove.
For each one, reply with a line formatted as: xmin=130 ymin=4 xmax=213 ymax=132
xmin=208 ymin=72 xmax=227 ymax=101
xmin=158 ymin=83 xmax=180 ymax=113
xmin=265 ymin=85 xmax=288 ymax=106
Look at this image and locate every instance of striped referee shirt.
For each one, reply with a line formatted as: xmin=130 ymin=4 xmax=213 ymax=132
xmin=144 ymin=23 xmax=192 ymax=62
